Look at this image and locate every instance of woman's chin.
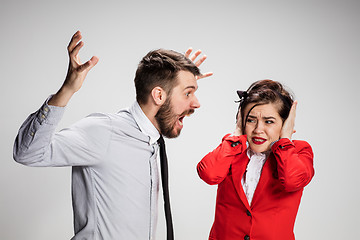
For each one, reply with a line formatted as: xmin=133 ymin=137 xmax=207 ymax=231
xmin=249 ymin=144 xmax=270 ymax=153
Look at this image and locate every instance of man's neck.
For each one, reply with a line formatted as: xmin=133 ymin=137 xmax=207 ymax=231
xmin=138 ymin=101 xmax=161 ymax=133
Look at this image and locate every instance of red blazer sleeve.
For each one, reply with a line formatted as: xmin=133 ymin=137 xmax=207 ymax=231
xmin=197 ymin=134 xmax=247 ymax=185
xmin=271 ymin=138 xmax=315 ymax=192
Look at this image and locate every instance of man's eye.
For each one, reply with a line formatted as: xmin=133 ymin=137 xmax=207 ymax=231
xmin=247 ymin=119 xmax=256 ymax=123
xmin=265 ymin=120 xmax=274 ymax=124
xmin=185 ymin=92 xmax=190 ymax=97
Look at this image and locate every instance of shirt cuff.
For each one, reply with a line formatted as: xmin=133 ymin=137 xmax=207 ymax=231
xmin=36 ymin=95 xmax=65 ymax=125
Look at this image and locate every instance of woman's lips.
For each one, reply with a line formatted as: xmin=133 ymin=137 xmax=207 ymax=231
xmin=252 ymin=137 xmax=266 ymax=145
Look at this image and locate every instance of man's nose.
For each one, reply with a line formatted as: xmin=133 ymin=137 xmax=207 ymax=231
xmin=191 ymin=95 xmax=200 ymax=109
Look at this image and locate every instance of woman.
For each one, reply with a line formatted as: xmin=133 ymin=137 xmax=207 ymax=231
xmin=197 ymin=79 xmax=314 ymax=240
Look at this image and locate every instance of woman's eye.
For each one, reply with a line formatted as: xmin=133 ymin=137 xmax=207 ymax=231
xmin=247 ymin=119 xmax=256 ymax=123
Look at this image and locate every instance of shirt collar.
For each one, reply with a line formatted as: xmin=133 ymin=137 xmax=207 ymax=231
xmin=247 ymin=148 xmax=270 ymax=162
xmin=129 ymin=101 xmax=160 ymax=145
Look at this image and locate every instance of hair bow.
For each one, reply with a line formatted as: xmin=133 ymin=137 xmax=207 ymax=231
xmin=235 ymin=90 xmax=248 ymax=103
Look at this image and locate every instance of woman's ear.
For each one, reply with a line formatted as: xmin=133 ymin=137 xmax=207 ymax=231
xmin=151 ymin=87 xmax=167 ymax=106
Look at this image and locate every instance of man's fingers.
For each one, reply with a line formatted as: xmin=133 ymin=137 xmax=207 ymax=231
xmin=89 ymin=56 xmax=99 ymax=68
xmin=70 ymin=41 xmax=84 ymax=60
xmin=185 ymin=47 xmax=212 ymax=79
xmin=195 ymin=55 xmax=207 ymax=67
xmin=67 ymin=31 xmax=82 ymax=54
xmin=184 ymin=48 xmax=192 ymax=58
xmin=185 ymin=48 xmax=210 ymax=66
xmin=196 ymin=72 xmax=213 ymax=80
xmin=78 ymin=56 xmax=99 ymax=73
xmin=189 ymin=49 xmax=202 ymax=62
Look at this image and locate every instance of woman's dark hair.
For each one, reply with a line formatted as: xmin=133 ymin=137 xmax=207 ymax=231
xmin=134 ymin=49 xmax=201 ymax=105
xmin=237 ymin=79 xmax=294 ymax=133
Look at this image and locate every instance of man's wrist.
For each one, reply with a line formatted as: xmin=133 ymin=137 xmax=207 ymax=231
xmin=48 ymin=87 xmax=74 ymax=107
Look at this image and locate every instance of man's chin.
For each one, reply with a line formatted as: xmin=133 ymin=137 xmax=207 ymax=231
xmin=162 ymin=127 xmax=182 ymax=139
xmin=169 ymin=130 xmax=182 ymax=139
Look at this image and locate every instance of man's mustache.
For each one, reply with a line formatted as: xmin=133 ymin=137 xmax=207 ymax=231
xmin=182 ymin=109 xmax=195 ymax=116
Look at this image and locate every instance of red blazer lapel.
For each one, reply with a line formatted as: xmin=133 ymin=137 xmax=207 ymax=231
xmin=231 ymin=151 xmax=251 ymax=209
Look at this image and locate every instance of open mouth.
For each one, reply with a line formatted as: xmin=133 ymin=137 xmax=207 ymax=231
xmin=178 ymin=116 xmax=185 ymax=126
xmin=252 ymin=137 xmax=266 ymax=145
xmin=178 ymin=110 xmax=194 ymax=127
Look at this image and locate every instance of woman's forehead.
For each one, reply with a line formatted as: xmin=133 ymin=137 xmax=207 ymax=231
xmin=245 ymin=102 xmax=281 ymax=117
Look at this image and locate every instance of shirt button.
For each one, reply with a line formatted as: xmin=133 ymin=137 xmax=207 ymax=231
xmin=30 ymin=132 xmax=34 ymax=136
xmin=246 ymin=209 xmax=252 ymax=217
xmin=41 ymin=114 xmax=46 ymax=119
xmin=44 ymin=107 xmax=49 ymax=112
xmin=244 ymin=235 xmax=250 ymax=240
xmin=231 ymin=141 xmax=240 ymax=147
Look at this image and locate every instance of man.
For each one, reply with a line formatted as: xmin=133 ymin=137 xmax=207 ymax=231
xmin=13 ymin=31 xmax=212 ymax=239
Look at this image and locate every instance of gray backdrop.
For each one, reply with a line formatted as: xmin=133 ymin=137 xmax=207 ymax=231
xmin=1 ymin=0 xmax=359 ymax=239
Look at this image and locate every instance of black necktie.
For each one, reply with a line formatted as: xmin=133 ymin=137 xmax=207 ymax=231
xmin=157 ymin=135 xmax=174 ymax=240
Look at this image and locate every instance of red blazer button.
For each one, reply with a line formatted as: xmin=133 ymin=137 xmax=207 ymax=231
xmin=246 ymin=210 xmax=251 ymax=217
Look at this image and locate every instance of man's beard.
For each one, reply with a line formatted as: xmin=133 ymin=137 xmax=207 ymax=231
xmin=155 ymin=97 xmax=194 ymax=138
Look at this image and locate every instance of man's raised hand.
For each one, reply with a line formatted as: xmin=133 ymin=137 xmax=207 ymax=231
xmin=185 ymin=48 xmax=213 ymax=80
xmin=49 ymin=31 xmax=98 ymax=107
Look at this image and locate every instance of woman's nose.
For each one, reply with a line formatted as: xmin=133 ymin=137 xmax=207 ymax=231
xmin=254 ymin=121 xmax=264 ymax=133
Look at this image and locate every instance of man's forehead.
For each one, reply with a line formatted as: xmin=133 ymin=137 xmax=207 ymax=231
xmin=176 ymin=70 xmax=198 ymax=89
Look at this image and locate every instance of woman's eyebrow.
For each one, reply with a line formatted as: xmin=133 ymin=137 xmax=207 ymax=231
xmin=263 ymin=116 xmax=276 ymax=120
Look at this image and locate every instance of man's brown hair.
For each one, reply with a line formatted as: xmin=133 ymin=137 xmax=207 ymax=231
xmin=134 ymin=49 xmax=201 ymax=105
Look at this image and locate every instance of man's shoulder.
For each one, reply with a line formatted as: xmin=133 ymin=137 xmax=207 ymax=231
xmin=82 ymin=109 xmax=136 ymax=129
xmin=84 ymin=108 xmax=131 ymax=122
xmin=77 ymin=109 xmax=149 ymax=143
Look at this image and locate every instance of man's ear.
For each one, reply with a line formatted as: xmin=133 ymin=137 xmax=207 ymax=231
xmin=151 ymin=87 xmax=167 ymax=106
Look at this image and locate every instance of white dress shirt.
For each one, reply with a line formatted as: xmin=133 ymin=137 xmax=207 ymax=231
xmin=241 ymin=149 xmax=269 ymax=206
xmin=14 ymin=98 xmax=162 ymax=240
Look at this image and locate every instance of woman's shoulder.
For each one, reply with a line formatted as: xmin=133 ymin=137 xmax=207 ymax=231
xmin=292 ymin=139 xmax=313 ymax=154
xmin=292 ymin=139 xmax=311 ymax=147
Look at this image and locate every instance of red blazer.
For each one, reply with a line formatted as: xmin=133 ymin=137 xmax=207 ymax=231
xmin=197 ymin=134 xmax=314 ymax=240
